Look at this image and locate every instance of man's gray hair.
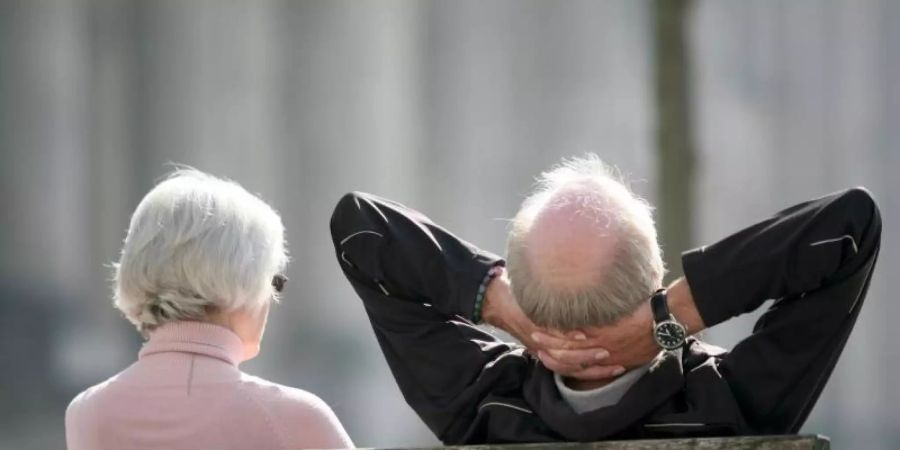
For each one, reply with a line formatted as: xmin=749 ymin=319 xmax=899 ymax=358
xmin=113 ymin=169 xmax=288 ymax=334
xmin=506 ymin=155 xmax=664 ymax=330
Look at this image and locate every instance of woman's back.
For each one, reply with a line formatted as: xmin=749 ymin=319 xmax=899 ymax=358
xmin=66 ymin=321 xmax=352 ymax=450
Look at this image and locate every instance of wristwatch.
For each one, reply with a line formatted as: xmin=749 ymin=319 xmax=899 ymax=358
xmin=650 ymin=289 xmax=687 ymax=350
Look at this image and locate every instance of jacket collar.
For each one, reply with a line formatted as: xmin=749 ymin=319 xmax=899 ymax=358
xmin=138 ymin=321 xmax=244 ymax=366
xmin=526 ymin=348 xmax=685 ymax=441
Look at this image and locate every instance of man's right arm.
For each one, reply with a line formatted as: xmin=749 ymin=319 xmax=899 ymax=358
xmin=329 ymin=192 xmax=533 ymax=443
xmin=681 ymin=187 xmax=881 ymax=433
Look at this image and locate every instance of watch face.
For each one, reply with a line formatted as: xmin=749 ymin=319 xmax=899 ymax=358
xmin=655 ymin=321 xmax=686 ymax=349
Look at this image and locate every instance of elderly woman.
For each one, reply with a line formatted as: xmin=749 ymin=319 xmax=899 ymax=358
xmin=65 ymin=169 xmax=353 ymax=449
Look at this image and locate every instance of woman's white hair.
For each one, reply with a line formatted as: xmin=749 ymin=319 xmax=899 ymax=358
xmin=113 ymin=168 xmax=288 ymax=334
xmin=506 ymin=155 xmax=665 ymax=329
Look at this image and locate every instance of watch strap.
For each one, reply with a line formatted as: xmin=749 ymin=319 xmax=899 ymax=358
xmin=650 ymin=289 xmax=669 ymax=323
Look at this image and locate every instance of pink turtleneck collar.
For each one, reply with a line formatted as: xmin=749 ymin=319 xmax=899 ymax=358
xmin=138 ymin=321 xmax=244 ymax=366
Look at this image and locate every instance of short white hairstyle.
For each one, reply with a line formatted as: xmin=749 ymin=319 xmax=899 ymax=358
xmin=113 ymin=168 xmax=288 ymax=334
xmin=506 ymin=155 xmax=664 ymax=329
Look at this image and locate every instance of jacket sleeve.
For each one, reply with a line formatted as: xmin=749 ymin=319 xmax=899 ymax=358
xmin=681 ymin=187 xmax=882 ymax=433
xmin=329 ymin=192 xmax=530 ymax=443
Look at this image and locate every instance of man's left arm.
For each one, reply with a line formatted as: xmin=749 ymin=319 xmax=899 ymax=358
xmin=682 ymin=187 xmax=882 ymax=432
xmin=535 ymin=187 xmax=882 ymax=432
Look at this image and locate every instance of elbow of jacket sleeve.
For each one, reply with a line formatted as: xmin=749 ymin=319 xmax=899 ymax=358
xmin=330 ymin=191 xmax=371 ymax=241
xmin=837 ymin=186 xmax=879 ymax=230
xmin=829 ymin=187 xmax=882 ymax=277
xmin=330 ymin=191 xmax=392 ymax=284
xmin=826 ymin=187 xmax=881 ymax=257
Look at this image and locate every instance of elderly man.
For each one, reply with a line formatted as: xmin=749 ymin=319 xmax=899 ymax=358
xmin=330 ymin=155 xmax=881 ymax=444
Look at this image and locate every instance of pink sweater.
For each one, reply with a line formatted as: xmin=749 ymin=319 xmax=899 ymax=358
xmin=65 ymin=321 xmax=354 ymax=449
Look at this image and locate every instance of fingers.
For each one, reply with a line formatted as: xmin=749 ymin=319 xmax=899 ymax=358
xmin=531 ymin=331 xmax=602 ymax=350
xmin=536 ymin=350 xmax=580 ymax=374
xmin=565 ymin=330 xmax=588 ymax=341
xmin=537 ymin=350 xmax=625 ymax=381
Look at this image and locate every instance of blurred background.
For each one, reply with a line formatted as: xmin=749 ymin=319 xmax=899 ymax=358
xmin=0 ymin=0 xmax=897 ymax=448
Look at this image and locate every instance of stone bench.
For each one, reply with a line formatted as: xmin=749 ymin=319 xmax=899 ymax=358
xmin=360 ymin=435 xmax=830 ymax=450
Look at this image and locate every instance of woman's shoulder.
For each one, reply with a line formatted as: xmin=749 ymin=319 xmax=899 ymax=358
xmin=65 ymin=371 xmax=127 ymax=428
xmin=236 ymin=373 xmax=332 ymax=414
xmin=236 ymin=372 xmax=354 ymax=448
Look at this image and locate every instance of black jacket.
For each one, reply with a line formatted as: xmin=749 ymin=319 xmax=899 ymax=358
xmin=329 ymin=188 xmax=881 ymax=444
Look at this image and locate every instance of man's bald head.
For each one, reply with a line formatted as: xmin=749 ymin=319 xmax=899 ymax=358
xmin=506 ymin=156 xmax=664 ymax=330
xmin=526 ymin=185 xmax=620 ymax=291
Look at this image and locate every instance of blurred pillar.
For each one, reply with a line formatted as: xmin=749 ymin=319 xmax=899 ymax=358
xmin=653 ymin=0 xmax=695 ymax=280
xmin=127 ymin=0 xmax=285 ymax=195
xmin=0 ymin=2 xmax=105 ymax=446
xmin=0 ymin=0 xmax=92 ymax=291
xmin=274 ymin=1 xmax=428 ymax=446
